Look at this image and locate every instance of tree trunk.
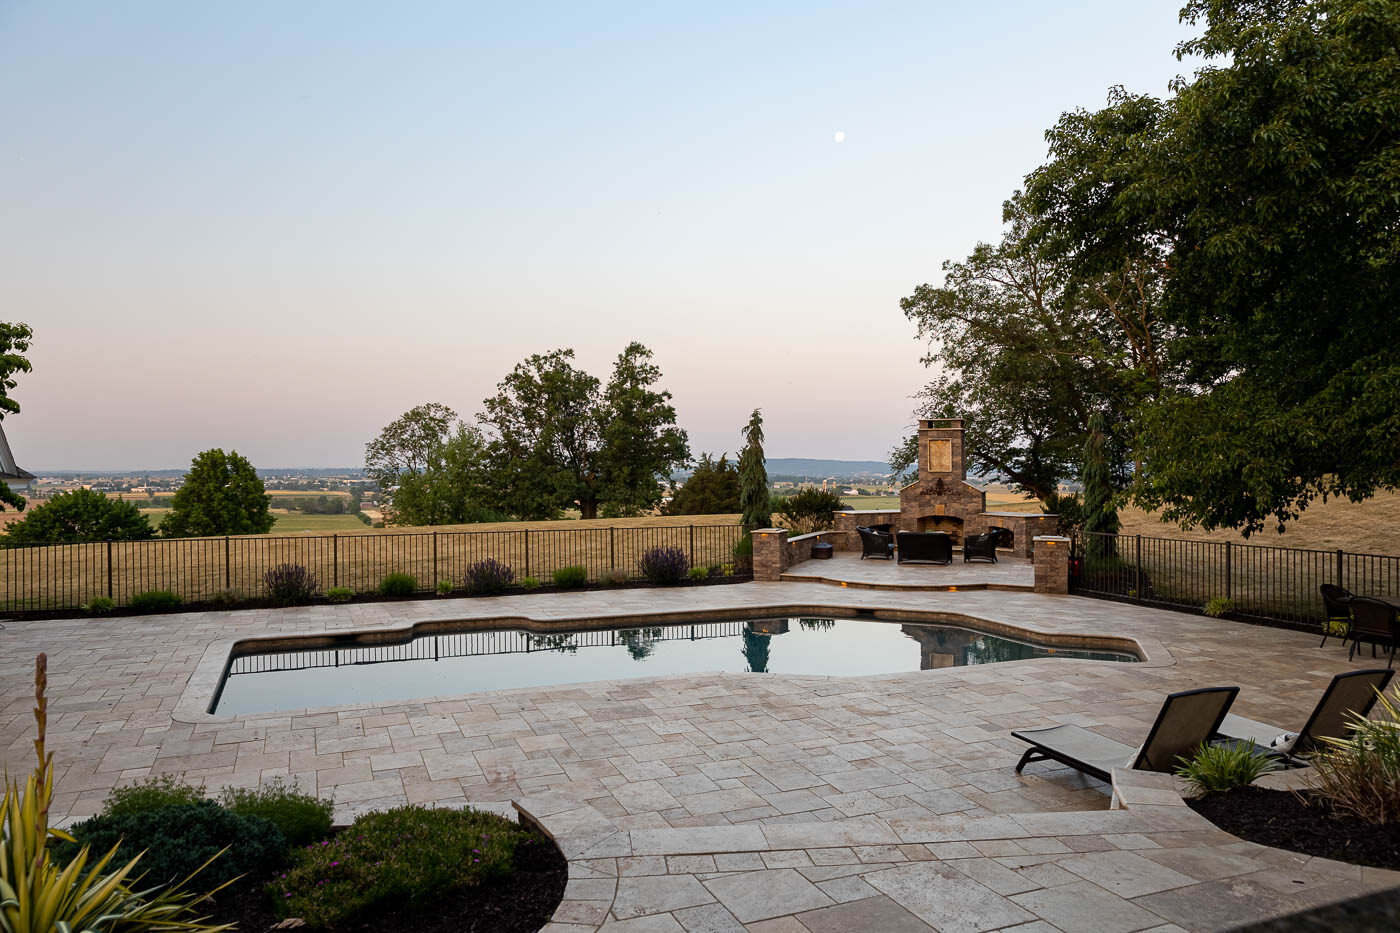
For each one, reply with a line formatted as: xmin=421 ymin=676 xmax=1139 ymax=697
xmin=579 ymin=499 xmax=598 ymax=520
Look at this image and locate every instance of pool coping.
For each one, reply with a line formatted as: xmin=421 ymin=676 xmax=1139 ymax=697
xmin=174 ymin=601 xmax=1173 ymax=725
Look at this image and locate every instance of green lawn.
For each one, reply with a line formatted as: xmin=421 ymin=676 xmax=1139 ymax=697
xmin=271 ymin=512 xmax=371 ymax=533
xmin=840 ymin=496 xmax=901 ymax=511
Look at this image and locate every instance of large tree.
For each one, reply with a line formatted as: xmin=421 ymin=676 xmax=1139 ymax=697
xmin=3 ymin=489 xmax=153 ymax=545
xmin=0 ymin=322 xmax=33 ymax=512
xmin=479 ymin=344 xmax=690 ymax=520
xmin=738 ymin=409 xmax=770 ymax=529
xmin=365 ymin=404 xmax=499 ymax=525
xmin=663 ymin=453 xmax=742 ymax=515
xmin=161 ymin=449 xmax=275 ymax=537
xmin=1025 ymin=0 xmax=1400 ymax=533
xmin=898 ymin=195 xmax=1158 ymax=501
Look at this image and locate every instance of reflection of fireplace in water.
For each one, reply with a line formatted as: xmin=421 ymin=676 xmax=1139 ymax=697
xmin=915 ymin=515 xmax=964 ymax=543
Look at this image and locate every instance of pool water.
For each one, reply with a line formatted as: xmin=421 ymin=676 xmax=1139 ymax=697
xmin=212 ymin=616 xmax=1138 ymax=714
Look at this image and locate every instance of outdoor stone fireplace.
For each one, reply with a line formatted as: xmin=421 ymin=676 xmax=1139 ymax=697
xmin=833 ymin=417 xmax=1060 ymax=558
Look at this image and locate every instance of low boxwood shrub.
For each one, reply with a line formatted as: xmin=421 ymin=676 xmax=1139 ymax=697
xmin=552 ymin=565 xmax=588 ymax=588
xmin=129 ymin=589 xmax=182 ymax=612
xmin=464 ymin=558 xmax=514 ymax=596
xmin=520 ymin=576 xmax=541 ymax=591
xmin=270 ymin=805 xmax=529 ymax=927
xmin=688 ymin=565 xmax=708 ymax=582
xmin=639 ymin=546 xmax=689 ymax=584
xmin=378 ymin=572 xmax=417 ymax=597
xmin=219 ymin=776 xmax=333 ymax=848
xmin=264 ymin=562 xmax=318 ymax=606
xmin=82 ymin=595 xmax=116 ymax=615
xmin=1176 ymin=742 xmax=1279 ymax=796
xmin=100 ymin=774 xmax=207 ymax=817
xmin=436 ymin=578 xmax=454 ymax=596
xmin=326 ymin=586 xmax=353 ymax=603
xmin=57 ymin=800 xmax=286 ymax=889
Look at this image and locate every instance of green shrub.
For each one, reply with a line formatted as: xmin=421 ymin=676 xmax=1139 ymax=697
xmin=464 ymin=558 xmax=513 ymax=596
xmin=101 ymin=775 xmax=206 ymax=818
xmin=326 ymin=586 xmax=353 ymax=603
xmin=602 ymin=569 xmax=627 ymax=586
xmin=57 ymin=801 xmax=286 ymax=889
xmin=356 ymin=511 xmax=372 ymax=525
xmin=552 ymin=565 xmax=588 ymax=588
xmin=688 ymin=566 xmax=708 ymax=581
xmin=218 ymin=777 xmax=333 ymax=848
xmin=1306 ymin=681 xmax=1400 ymax=824
xmin=732 ymin=535 xmax=753 ymax=572
xmin=436 ymin=579 xmax=454 ymax=596
xmin=270 ymin=805 xmax=529 ymax=927
xmin=207 ymin=589 xmax=243 ymax=608
xmin=1203 ymin=596 xmax=1234 ymax=618
xmin=378 ymin=572 xmax=417 ymax=597
xmin=520 ymin=576 xmax=540 ymax=591
xmin=773 ymin=488 xmax=845 ymax=535
xmin=129 ymin=589 xmax=182 ymax=612
xmin=720 ymin=562 xmax=735 ymax=577
xmin=264 ymin=562 xmax=318 ymax=606
xmin=82 ymin=595 xmax=116 ymax=615
xmin=1175 ymin=742 xmax=1279 ymax=796
xmin=706 ymin=564 xmax=723 ymax=578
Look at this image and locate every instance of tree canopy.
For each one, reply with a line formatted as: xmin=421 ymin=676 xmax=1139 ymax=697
xmin=366 ymin=404 xmax=501 ymax=525
xmin=478 ymin=343 xmax=689 ymax=520
xmin=738 ymin=409 xmax=770 ymax=529
xmin=663 ymin=453 xmax=741 ymax=516
xmin=3 ymin=489 xmax=154 ymax=545
xmin=0 ymin=322 xmax=33 ymax=512
xmin=161 ymin=449 xmax=275 ymax=537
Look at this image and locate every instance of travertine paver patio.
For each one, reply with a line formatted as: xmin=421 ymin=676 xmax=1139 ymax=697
xmin=781 ymin=551 xmax=1034 ymax=590
xmin=2 ymin=577 xmax=1398 ymax=932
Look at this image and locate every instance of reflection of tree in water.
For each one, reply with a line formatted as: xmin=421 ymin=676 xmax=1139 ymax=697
xmin=798 ymin=617 xmax=836 ymax=631
xmin=962 ymin=635 xmax=1035 ymax=666
xmin=527 ymin=633 xmax=578 ymax=654
xmin=741 ymin=631 xmax=771 ymax=673
xmin=619 ymin=627 xmax=664 ymax=661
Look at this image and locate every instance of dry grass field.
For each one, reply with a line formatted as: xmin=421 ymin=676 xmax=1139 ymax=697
xmin=0 ymin=513 xmax=747 ymax=612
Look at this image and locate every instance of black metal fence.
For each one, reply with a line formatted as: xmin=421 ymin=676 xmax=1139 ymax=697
xmin=0 ymin=524 xmax=749 ymax=613
xmin=1072 ymin=532 xmax=1400 ymax=626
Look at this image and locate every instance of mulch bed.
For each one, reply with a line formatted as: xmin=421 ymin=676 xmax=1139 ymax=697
xmin=1187 ymin=786 xmax=1400 ymax=870
xmin=207 ymin=827 xmax=567 ymax=933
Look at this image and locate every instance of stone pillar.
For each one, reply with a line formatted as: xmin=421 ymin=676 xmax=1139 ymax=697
xmin=1033 ymin=536 xmax=1071 ymax=594
xmin=752 ymin=529 xmax=788 ymax=582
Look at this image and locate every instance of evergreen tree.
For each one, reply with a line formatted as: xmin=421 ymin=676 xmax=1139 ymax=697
xmin=738 ymin=409 xmax=769 ymax=529
xmin=1080 ymin=412 xmax=1119 ymax=562
xmin=663 ymin=453 xmax=741 ymax=515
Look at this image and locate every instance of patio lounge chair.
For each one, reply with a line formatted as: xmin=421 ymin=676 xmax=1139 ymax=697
xmin=963 ymin=532 xmax=998 ymax=563
xmin=1348 ymin=597 xmax=1399 ymax=669
xmin=1213 ymin=668 xmax=1394 ymax=762
xmin=1012 ymin=686 xmax=1239 ymax=782
xmin=1318 ymin=583 xmax=1354 ymax=648
xmin=857 ymin=526 xmax=894 ymax=560
xmin=896 ymin=531 xmax=952 ymax=565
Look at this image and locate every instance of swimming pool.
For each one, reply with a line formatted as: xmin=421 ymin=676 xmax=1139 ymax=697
xmin=212 ymin=615 xmax=1139 ymax=714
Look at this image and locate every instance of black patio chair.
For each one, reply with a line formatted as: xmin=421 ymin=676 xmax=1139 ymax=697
xmin=1213 ymin=669 xmax=1394 ymax=764
xmin=1348 ymin=597 xmax=1398 ymax=669
xmin=1013 ymin=686 xmax=1240 ymax=782
xmin=857 ymin=526 xmax=894 ymax=560
xmin=962 ymin=532 xmax=998 ymax=563
xmin=895 ymin=531 xmax=952 ymax=565
xmin=1318 ymin=583 xmax=1354 ymax=648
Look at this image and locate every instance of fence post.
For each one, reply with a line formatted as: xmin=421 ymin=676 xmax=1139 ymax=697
xmin=224 ymin=536 xmax=230 ymax=591
xmin=1336 ymin=548 xmax=1344 ymax=588
xmin=106 ymin=540 xmax=113 ymax=598
xmin=609 ymin=527 xmax=616 ymax=573
xmin=1224 ymin=541 xmax=1232 ymax=600
xmin=1135 ymin=535 xmax=1143 ymax=598
xmin=523 ymin=529 xmax=530 ymax=577
xmin=689 ymin=525 xmax=695 ymax=565
xmin=333 ymin=534 xmax=339 ymax=587
xmin=433 ymin=531 xmax=439 ymax=586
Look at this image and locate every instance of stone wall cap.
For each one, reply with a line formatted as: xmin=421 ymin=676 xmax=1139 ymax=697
xmin=982 ymin=511 xmax=1057 ymax=518
xmin=753 ymin=528 xmax=787 ymax=535
xmin=1032 ymin=535 xmax=1071 ymax=542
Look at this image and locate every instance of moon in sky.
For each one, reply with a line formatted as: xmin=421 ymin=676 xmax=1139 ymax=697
xmin=833 ymin=131 xmax=845 ymax=143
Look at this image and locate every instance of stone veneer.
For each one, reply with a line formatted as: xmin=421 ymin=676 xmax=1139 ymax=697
xmin=753 ymin=528 xmax=849 ymax=581
xmin=1032 ymin=535 xmax=1071 ymax=594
